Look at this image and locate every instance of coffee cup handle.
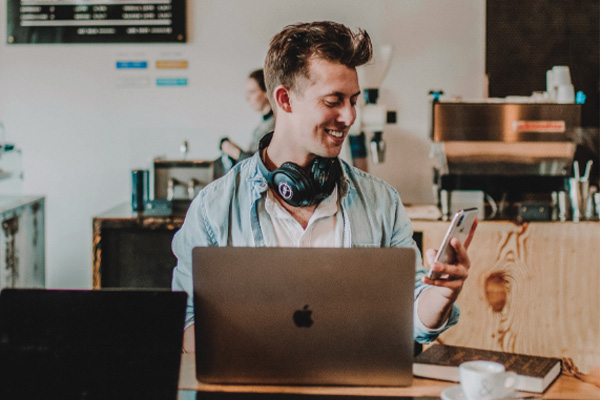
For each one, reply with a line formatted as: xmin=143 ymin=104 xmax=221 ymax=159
xmin=503 ymin=371 xmax=518 ymax=397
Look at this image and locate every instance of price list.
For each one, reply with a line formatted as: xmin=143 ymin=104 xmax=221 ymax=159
xmin=7 ymin=0 xmax=186 ymax=43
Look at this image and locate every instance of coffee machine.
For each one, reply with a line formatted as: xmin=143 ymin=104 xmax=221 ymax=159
xmin=430 ymin=99 xmax=582 ymax=221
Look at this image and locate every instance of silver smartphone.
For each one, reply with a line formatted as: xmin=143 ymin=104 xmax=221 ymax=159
xmin=427 ymin=208 xmax=478 ymax=280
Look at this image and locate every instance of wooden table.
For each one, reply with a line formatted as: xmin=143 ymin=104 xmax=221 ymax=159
xmin=177 ymin=354 xmax=599 ymax=399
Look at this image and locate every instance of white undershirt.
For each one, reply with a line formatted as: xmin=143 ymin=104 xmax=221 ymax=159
xmin=264 ymin=186 xmax=344 ymax=247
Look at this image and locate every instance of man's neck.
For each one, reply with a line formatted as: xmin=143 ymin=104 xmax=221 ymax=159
xmin=265 ymin=130 xmax=315 ymax=170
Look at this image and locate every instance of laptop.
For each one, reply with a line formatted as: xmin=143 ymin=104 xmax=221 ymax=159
xmin=0 ymin=288 xmax=187 ymax=400
xmin=192 ymin=247 xmax=416 ymax=387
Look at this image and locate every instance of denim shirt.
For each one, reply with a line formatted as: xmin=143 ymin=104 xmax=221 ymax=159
xmin=171 ymin=153 xmax=459 ymax=343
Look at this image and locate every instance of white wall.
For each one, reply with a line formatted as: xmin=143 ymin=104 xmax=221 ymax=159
xmin=0 ymin=1 xmax=485 ymax=289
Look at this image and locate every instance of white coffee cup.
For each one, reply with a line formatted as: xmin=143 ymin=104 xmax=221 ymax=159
xmin=459 ymin=361 xmax=517 ymax=400
xmin=552 ymin=65 xmax=572 ymax=85
xmin=556 ymin=84 xmax=575 ymax=103
xmin=546 ymin=69 xmax=556 ymax=96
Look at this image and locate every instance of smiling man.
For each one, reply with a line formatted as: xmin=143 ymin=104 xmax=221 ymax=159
xmin=172 ymin=21 xmax=475 ymax=353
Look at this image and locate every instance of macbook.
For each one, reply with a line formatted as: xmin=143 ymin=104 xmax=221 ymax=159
xmin=0 ymin=288 xmax=187 ymax=399
xmin=192 ymin=247 xmax=416 ymax=386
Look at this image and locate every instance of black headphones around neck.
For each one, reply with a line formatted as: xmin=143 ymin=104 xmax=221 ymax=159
xmin=258 ymin=133 xmax=342 ymax=207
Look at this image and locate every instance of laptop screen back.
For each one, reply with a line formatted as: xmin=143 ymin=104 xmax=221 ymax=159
xmin=192 ymin=247 xmax=416 ymax=387
xmin=0 ymin=288 xmax=187 ymax=399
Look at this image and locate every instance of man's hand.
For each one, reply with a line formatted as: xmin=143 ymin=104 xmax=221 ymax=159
xmin=182 ymin=324 xmax=196 ymax=353
xmin=418 ymin=219 xmax=477 ymax=328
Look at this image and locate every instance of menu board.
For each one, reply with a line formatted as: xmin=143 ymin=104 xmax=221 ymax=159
xmin=7 ymin=0 xmax=186 ymax=44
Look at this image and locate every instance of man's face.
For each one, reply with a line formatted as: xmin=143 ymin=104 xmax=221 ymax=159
xmin=286 ymin=58 xmax=361 ymax=162
xmin=245 ymin=78 xmax=269 ymax=112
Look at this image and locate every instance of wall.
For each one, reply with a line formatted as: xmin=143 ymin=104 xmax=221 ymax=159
xmin=0 ymin=1 xmax=485 ymax=288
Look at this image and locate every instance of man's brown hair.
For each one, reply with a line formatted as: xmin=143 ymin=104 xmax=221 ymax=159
xmin=264 ymin=21 xmax=373 ymax=105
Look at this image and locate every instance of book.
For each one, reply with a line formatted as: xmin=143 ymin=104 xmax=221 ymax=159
xmin=413 ymin=344 xmax=562 ymax=393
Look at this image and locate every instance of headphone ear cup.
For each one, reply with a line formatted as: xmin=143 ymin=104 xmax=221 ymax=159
xmin=311 ymin=157 xmax=342 ymax=201
xmin=268 ymin=163 xmax=315 ymax=207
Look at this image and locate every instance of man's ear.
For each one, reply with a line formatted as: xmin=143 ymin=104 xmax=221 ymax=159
xmin=273 ymin=85 xmax=292 ymax=113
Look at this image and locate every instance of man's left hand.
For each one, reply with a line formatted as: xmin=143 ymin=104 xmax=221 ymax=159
xmin=418 ymin=219 xmax=477 ymax=329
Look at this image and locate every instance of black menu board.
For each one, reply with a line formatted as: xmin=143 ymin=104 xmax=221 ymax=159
xmin=7 ymin=0 xmax=186 ymax=44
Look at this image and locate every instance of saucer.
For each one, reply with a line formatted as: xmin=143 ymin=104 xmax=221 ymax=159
xmin=441 ymin=385 xmax=466 ymax=400
xmin=440 ymin=384 xmax=517 ymax=400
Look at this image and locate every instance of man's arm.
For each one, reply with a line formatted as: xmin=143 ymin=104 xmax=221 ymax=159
xmin=182 ymin=324 xmax=195 ymax=353
xmin=172 ymin=190 xmax=216 ymax=352
xmin=417 ymin=220 xmax=477 ymax=329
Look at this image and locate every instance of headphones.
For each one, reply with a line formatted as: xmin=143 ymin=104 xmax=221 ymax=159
xmin=258 ymin=133 xmax=342 ymax=207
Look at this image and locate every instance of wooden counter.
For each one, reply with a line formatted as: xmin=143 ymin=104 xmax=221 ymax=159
xmin=178 ymin=354 xmax=600 ymax=399
xmin=92 ymin=202 xmax=184 ymax=289
xmin=412 ymin=220 xmax=600 ymax=374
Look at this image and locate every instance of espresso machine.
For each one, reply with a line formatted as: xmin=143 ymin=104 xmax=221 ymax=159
xmin=141 ymin=141 xmax=216 ymax=215
xmin=430 ymin=99 xmax=583 ymax=221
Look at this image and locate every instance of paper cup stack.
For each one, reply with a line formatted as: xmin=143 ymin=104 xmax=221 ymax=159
xmin=547 ymin=66 xmax=575 ymax=103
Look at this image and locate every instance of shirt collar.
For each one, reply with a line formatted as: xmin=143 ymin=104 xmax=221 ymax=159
xmin=265 ymin=185 xmax=339 ymax=221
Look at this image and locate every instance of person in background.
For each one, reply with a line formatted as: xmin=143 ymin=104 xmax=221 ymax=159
xmin=220 ymin=69 xmax=275 ymax=163
xmin=172 ymin=21 xmax=476 ymax=353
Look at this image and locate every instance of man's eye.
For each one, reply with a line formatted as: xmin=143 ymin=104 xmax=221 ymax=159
xmin=325 ymin=100 xmax=340 ymax=107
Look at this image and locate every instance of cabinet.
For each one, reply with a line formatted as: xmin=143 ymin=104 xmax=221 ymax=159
xmin=92 ymin=203 xmax=184 ymax=289
xmin=0 ymin=196 xmax=45 ymax=289
xmin=413 ymin=219 xmax=600 ymax=373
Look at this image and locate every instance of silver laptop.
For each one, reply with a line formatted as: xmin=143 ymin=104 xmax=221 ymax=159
xmin=192 ymin=247 xmax=416 ymax=387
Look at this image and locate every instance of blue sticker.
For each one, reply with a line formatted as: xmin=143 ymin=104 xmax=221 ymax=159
xmin=116 ymin=61 xmax=148 ymax=69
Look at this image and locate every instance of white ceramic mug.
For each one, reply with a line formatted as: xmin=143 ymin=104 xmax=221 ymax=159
xmin=552 ymin=65 xmax=572 ymax=85
xmin=556 ymin=84 xmax=575 ymax=103
xmin=459 ymin=361 xmax=517 ymax=400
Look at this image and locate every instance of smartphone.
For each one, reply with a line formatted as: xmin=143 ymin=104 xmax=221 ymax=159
xmin=427 ymin=208 xmax=478 ymax=280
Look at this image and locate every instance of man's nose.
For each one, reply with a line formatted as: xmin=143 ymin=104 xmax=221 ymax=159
xmin=338 ymin=102 xmax=356 ymax=126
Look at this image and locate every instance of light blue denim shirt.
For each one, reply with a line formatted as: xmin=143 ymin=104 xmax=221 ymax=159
xmin=171 ymin=153 xmax=459 ymax=343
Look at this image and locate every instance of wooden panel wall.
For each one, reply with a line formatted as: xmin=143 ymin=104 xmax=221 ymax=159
xmin=413 ymin=220 xmax=600 ymax=373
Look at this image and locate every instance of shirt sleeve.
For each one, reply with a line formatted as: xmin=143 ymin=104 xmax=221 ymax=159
xmin=171 ymin=192 xmax=215 ymax=329
xmin=391 ymin=195 xmax=460 ymax=343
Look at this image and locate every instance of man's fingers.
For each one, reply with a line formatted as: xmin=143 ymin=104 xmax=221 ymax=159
xmin=451 ymin=238 xmax=471 ymax=270
xmin=425 ymin=248 xmax=437 ymax=265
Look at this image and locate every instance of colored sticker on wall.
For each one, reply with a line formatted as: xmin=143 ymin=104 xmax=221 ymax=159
xmin=156 ymin=60 xmax=188 ymax=69
xmin=116 ymin=61 xmax=148 ymax=69
xmin=156 ymin=78 xmax=188 ymax=87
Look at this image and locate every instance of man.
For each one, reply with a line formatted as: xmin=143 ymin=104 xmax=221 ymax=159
xmin=172 ymin=21 xmax=475 ymax=353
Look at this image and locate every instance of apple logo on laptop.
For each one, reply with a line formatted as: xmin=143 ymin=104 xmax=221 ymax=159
xmin=293 ymin=305 xmax=313 ymax=327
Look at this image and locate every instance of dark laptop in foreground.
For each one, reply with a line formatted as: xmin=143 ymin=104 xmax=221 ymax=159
xmin=192 ymin=247 xmax=417 ymax=387
xmin=0 ymin=288 xmax=187 ymax=400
